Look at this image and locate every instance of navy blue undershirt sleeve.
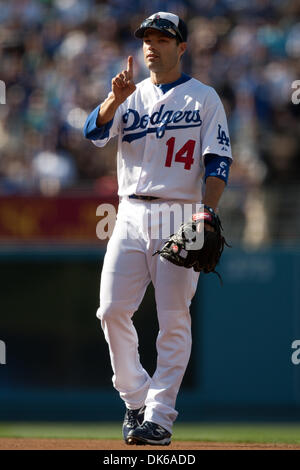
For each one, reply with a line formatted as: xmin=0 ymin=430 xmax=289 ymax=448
xmin=83 ymin=104 xmax=114 ymax=140
xmin=204 ymin=154 xmax=232 ymax=184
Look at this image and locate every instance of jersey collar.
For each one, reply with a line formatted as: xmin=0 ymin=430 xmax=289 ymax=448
xmin=154 ymin=73 xmax=191 ymax=94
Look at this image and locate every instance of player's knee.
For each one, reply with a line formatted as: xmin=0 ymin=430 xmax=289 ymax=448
xmin=96 ymin=302 xmax=126 ymax=324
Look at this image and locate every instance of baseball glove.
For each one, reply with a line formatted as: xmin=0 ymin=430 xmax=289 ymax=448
xmin=153 ymin=205 xmax=229 ymax=282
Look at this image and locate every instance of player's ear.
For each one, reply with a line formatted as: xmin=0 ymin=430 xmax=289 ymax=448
xmin=178 ymin=42 xmax=187 ymax=60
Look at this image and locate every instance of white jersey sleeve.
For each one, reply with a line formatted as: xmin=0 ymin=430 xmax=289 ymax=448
xmin=200 ymin=87 xmax=232 ymax=160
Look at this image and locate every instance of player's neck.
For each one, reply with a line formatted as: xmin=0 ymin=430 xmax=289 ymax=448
xmin=150 ymin=69 xmax=182 ymax=86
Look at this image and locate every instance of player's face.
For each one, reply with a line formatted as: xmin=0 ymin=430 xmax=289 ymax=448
xmin=143 ymin=29 xmax=186 ymax=75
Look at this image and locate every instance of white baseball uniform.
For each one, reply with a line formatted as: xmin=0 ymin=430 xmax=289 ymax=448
xmin=84 ymin=74 xmax=232 ymax=433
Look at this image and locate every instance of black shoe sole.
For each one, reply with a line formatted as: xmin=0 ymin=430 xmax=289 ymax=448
xmin=124 ymin=437 xmax=146 ymax=446
xmin=126 ymin=436 xmax=171 ymax=446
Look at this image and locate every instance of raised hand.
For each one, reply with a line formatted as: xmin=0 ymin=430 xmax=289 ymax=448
xmin=112 ymin=56 xmax=136 ymax=105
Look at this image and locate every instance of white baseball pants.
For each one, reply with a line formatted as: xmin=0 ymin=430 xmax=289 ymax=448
xmin=96 ymin=197 xmax=200 ymax=433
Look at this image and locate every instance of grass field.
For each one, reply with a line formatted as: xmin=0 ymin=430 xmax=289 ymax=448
xmin=1 ymin=422 xmax=300 ymax=445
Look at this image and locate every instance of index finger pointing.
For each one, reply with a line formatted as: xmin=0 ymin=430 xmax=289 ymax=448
xmin=127 ymin=56 xmax=133 ymax=78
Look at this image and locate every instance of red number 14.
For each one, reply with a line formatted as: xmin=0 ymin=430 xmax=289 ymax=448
xmin=165 ymin=137 xmax=196 ymax=170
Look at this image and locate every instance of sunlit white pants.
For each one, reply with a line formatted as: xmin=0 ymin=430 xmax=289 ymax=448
xmin=96 ymin=197 xmax=200 ymax=433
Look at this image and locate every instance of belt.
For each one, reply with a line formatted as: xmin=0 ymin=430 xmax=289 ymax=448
xmin=128 ymin=194 xmax=159 ymax=201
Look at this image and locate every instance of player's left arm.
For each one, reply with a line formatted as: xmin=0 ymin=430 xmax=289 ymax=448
xmin=202 ymin=151 xmax=232 ymax=207
xmin=202 ymin=155 xmax=231 ymax=230
xmin=200 ymin=87 xmax=233 ymax=225
xmin=202 ymin=175 xmax=226 ymax=212
xmin=202 ymin=148 xmax=232 ymax=233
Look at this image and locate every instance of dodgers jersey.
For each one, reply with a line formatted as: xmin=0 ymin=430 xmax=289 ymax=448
xmin=84 ymin=75 xmax=232 ymax=202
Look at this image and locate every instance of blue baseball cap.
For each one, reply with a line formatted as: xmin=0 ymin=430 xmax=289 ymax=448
xmin=135 ymin=12 xmax=188 ymax=43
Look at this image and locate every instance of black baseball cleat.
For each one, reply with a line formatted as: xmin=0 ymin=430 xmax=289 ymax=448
xmin=123 ymin=406 xmax=145 ymax=444
xmin=126 ymin=420 xmax=171 ymax=446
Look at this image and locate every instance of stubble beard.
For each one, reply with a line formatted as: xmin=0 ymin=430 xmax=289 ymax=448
xmin=146 ymin=56 xmax=179 ymax=76
xmin=146 ymin=57 xmax=163 ymax=73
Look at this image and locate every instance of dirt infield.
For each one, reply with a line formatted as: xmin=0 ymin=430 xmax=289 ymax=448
xmin=1 ymin=438 xmax=300 ymax=450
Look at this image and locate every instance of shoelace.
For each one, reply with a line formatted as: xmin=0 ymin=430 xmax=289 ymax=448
xmin=126 ymin=410 xmax=138 ymax=426
xmin=143 ymin=421 xmax=154 ymax=430
xmin=143 ymin=421 xmax=164 ymax=432
xmin=125 ymin=409 xmax=143 ymax=427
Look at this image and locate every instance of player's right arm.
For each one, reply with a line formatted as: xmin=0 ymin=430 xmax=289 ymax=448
xmin=83 ymin=56 xmax=135 ymax=145
xmin=97 ymin=56 xmax=136 ymax=126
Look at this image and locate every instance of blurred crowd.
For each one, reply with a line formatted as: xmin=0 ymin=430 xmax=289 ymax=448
xmin=0 ymin=0 xmax=300 ymax=197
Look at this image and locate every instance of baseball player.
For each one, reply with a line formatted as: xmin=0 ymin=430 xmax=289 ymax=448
xmin=84 ymin=12 xmax=232 ymax=446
